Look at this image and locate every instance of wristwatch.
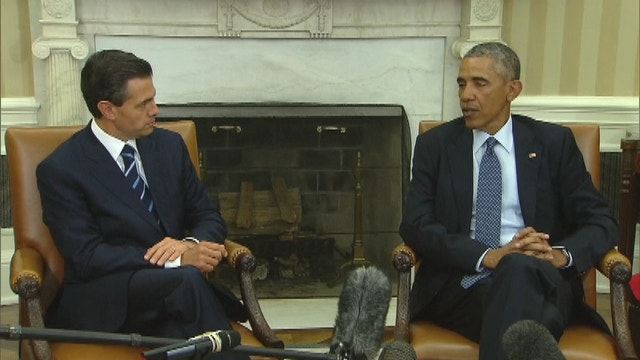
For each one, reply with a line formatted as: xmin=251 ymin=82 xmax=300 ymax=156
xmin=182 ymin=236 xmax=200 ymax=244
xmin=553 ymin=246 xmax=571 ymax=267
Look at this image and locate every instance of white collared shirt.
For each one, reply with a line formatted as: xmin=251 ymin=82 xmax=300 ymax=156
xmin=90 ymin=119 xmax=149 ymax=185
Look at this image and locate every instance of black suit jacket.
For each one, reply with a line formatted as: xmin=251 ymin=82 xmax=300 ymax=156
xmin=37 ymin=123 xmax=229 ymax=331
xmin=400 ymin=115 xmax=618 ymax=322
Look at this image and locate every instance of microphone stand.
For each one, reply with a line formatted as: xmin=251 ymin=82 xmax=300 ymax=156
xmin=0 ymin=324 xmax=175 ymax=348
xmin=2 ymin=324 xmax=346 ymax=360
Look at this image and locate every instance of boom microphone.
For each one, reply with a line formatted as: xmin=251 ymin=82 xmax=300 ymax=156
xmin=330 ymin=266 xmax=391 ymax=360
xmin=502 ymin=320 xmax=565 ymax=360
xmin=141 ymin=330 xmax=241 ymax=360
xmin=376 ymin=341 xmax=417 ymax=360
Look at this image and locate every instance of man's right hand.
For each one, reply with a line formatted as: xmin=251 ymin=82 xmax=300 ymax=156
xmin=180 ymin=241 xmax=228 ymax=273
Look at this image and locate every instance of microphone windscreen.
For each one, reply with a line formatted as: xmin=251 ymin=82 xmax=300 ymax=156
xmin=331 ymin=266 xmax=391 ymax=360
xmin=502 ymin=320 xmax=565 ymax=360
xmin=216 ymin=330 xmax=241 ymax=350
xmin=377 ymin=341 xmax=417 ymax=360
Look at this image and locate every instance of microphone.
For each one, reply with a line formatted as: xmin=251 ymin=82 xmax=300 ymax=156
xmin=376 ymin=341 xmax=417 ymax=360
xmin=330 ymin=266 xmax=391 ymax=360
xmin=502 ymin=320 xmax=565 ymax=360
xmin=141 ymin=330 xmax=241 ymax=360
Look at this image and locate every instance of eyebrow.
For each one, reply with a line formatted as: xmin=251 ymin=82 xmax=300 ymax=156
xmin=457 ymin=76 xmax=489 ymax=83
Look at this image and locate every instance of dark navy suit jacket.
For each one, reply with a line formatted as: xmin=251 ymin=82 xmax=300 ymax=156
xmin=400 ymin=115 xmax=618 ymax=325
xmin=37 ymin=123 xmax=228 ymax=331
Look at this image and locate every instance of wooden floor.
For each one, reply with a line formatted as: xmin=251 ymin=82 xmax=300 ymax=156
xmin=0 ymin=294 xmax=612 ymax=360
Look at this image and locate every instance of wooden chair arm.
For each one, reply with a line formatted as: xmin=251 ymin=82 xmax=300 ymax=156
xmin=597 ymin=248 xmax=638 ymax=359
xmin=10 ymin=247 xmax=44 ymax=298
xmin=597 ymin=248 xmax=632 ymax=281
xmin=225 ymin=239 xmax=255 ymax=272
xmin=224 ymin=240 xmax=284 ymax=349
xmin=392 ymin=242 xmax=417 ymax=342
xmin=392 ymin=243 xmax=418 ymax=273
xmin=10 ymin=247 xmax=53 ymax=360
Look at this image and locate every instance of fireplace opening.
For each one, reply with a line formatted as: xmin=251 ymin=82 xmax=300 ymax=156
xmin=158 ymin=103 xmax=411 ymax=298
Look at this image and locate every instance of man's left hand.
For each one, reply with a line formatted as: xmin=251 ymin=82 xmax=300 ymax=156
xmin=145 ymin=237 xmax=188 ymax=266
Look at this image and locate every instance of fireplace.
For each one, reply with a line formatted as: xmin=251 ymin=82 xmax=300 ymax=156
xmin=158 ymin=103 xmax=411 ymax=297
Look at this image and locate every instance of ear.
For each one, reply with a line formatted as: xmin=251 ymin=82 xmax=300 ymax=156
xmin=506 ymin=80 xmax=523 ymax=103
xmin=97 ymin=100 xmax=116 ymax=120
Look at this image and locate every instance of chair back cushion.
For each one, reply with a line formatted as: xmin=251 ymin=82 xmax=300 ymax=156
xmin=417 ymin=120 xmax=600 ymax=309
xmin=5 ymin=120 xmax=199 ymax=310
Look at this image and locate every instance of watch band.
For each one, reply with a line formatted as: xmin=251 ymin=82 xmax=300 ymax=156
xmin=552 ymin=246 xmax=571 ymax=268
xmin=182 ymin=236 xmax=200 ymax=244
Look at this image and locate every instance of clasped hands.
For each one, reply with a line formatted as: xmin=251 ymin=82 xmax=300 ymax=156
xmin=144 ymin=237 xmax=228 ymax=272
xmin=481 ymin=227 xmax=568 ymax=270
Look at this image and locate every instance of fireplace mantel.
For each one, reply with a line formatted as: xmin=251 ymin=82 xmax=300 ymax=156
xmin=29 ymin=0 xmax=506 ymax=139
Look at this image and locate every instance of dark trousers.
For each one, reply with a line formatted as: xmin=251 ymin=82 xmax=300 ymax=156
xmin=122 ymin=266 xmax=250 ymax=360
xmin=417 ymin=253 xmax=574 ymax=360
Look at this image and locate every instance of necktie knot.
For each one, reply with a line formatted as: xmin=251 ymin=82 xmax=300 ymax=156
xmin=485 ymin=137 xmax=498 ymax=152
xmin=121 ymin=144 xmax=135 ymax=157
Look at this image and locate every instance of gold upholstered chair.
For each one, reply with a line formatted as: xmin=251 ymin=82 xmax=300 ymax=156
xmin=391 ymin=121 xmax=638 ymax=360
xmin=6 ymin=120 xmax=283 ymax=360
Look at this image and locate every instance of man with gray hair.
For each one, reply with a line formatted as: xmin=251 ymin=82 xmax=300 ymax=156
xmin=400 ymin=42 xmax=617 ymax=359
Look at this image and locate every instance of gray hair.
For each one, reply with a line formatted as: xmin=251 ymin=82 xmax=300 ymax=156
xmin=464 ymin=42 xmax=521 ymax=81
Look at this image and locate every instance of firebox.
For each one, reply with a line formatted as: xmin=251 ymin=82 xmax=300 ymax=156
xmin=158 ymin=103 xmax=411 ymax=298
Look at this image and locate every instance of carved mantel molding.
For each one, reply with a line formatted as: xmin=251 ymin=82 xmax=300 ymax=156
xmin=32 ymin=37 xmax=89 ymax=60
xmin=452 ymin=0 xmax=504 ymax=58
xmin=218 ymin=0 xmax=333 ymax=38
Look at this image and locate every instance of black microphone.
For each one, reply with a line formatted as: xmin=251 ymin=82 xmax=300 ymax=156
xmin=376 ymin=341 xmax=417 ymax=360
xmin=330 ymin=266 xmax=391 ymax=360
xmin=502 ymin=320 xmax=565 ymax=360
xmin=141 ymin=330 xmax=241 ymax=360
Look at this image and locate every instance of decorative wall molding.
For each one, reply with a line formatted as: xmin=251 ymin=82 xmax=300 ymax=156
xmin=75 ymin=0 xmax=461 ymax=39
xmin=32 ymin=0 xmax=88 ymax=126
xmin=512 ymin=96 xmax=640 ymax=152
xmin=1 ymin=97 xmax=40 ymax=155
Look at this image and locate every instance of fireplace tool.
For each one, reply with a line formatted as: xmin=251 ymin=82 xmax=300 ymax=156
xmin=340 ymin=151 xmax=371 ymax=274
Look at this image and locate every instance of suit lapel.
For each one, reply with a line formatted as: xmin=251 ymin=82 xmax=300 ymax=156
xmin=79 ymin=127 xmax=162 ymax=229
xmin=513 ymin=117 xmax=540 ymax=226
xmin=446 ymin=122 xmax=474 ymax=232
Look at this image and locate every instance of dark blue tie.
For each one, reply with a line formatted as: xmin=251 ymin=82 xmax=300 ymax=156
xmin=121 ymin=144 xmax=158 ymax=221
xmin=461 ymin=137 xmax=502 ymax=289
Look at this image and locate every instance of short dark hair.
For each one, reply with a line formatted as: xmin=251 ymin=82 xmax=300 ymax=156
xmin=81 ymin=49 xmax=153 ymax=118
xmin=464 ymin=42 xmax=521 ymax=81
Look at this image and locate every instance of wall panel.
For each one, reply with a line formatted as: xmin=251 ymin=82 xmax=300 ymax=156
xmin=503 ymin=0 xmax=639 ymax=97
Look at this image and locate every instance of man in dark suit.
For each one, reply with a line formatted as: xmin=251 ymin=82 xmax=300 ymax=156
xmin=399 ymin=42 xmax=617 ymax=359
xmin=37 ymin=49 xmax=248 ymax=359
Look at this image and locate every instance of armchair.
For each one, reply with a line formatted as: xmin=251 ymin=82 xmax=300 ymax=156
xmin=392 ymin=121 xmax=637 ymax=359
xmin=6 ymin=120 xmax=283 ymax=360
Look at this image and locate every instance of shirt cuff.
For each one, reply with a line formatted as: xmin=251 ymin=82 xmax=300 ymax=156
xmin=475 ymin=248 xmax=491 ymax=272
xmin=164 ymin=257 xmax=181 ymax=268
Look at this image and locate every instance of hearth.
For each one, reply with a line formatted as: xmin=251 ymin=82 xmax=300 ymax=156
xmin=157 ymin=103 xmax=411 ymax=298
